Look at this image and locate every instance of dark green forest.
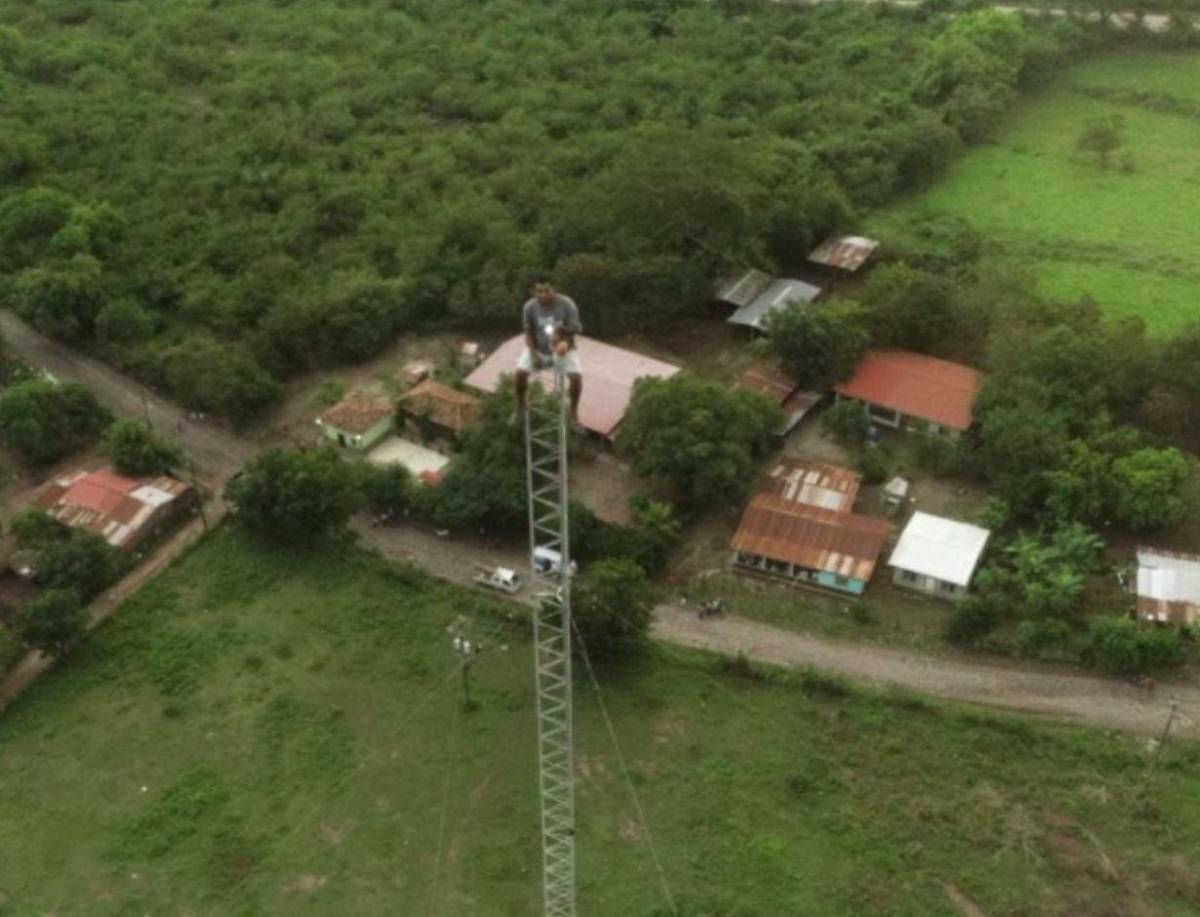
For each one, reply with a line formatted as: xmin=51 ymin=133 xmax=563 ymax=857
xmin=1 ymin=0 xmax=1089 ymax=418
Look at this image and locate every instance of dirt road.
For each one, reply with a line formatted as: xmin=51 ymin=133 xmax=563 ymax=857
xmin=353 ymin=522 xmax=1199 ymax=737
xmin=0 ymin=312 xmax=253 ymax=479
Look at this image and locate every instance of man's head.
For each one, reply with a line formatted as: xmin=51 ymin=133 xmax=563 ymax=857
xmin=533 ymin=274 xmax=556 ymax=308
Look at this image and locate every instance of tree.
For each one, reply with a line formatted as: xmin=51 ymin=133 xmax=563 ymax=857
xmin=1076 ymin=115 xmax=1125 ymax=169
xmin=36 ymin=530 xmax=123 ymax=601
xmin=226 ymin=447 xmax=362 ymax=542
xmin=617 ymin=374 xmax=781 ymax=506
xmin=9 ymin=509 xmax=68 ymax=550
xmin=15 ymin=588 xmax=87 ymax=657
xmin=158 ymin=336 xmax=281 ymax=423
xmin=1083 ymin=615 xmax=1185 ymax=675
xmin=821 ymin=399 xmax=869 ymax=447
xmin=860 ymin=263 xmax=959 ymax=354
xmin=1111 ymin=447 xmax=1190 ymax=532
xmin=765 ymin=301 xmax=870 ymax=391
xmin=420 ymin=389 xmax=527 ymax=532
xmin=106 ymin=419 xmax=184 ymax=477
xmin=572 ymin=557 xmax=655 ymax=660
xmin=360 ymin=463 xmax=413 ymax=517
xmin=0 ymin=379 xmax=112 ymax=466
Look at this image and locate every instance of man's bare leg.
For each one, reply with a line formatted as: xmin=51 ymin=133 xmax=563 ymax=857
xmin=511 ymin=369 xmax=529 ymax=426
xmin=568 ymin=373 xmax=583 ymax=431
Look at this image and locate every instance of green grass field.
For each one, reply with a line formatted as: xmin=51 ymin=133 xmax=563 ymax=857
xmin=2 ymin=527 xmax=1200 ymax=916
xmin=876 ymin=51 xmax=1200 ymax=336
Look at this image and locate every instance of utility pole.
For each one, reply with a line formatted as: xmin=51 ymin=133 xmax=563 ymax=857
xmin=524 ymin=364 xmax=576 ymax=917
xmin=449 ymin=616 xmax=481 ymax=712
xmin=1149 ymin=699 xmax=1181 ymax=773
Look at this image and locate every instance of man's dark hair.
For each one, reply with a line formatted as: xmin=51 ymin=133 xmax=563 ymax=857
xmin=533 ymin=272 xmax=554 ymax=287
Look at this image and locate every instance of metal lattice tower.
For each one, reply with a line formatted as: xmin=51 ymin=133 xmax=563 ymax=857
xmin=524 ymin=367 xmax=577 ymax=917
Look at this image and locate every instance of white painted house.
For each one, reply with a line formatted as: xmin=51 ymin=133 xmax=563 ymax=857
xmin=887 ymin=512 xmax=990 ymax=601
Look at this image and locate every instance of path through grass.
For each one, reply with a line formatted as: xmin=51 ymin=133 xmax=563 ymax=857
xmin=1 ymin=527 xmax=1199 ymax=915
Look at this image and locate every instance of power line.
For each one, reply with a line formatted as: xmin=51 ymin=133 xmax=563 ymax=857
xmin=572 ymin=621 xmax=679 ymax=917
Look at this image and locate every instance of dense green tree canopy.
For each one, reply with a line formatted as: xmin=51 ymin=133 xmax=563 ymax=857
xmin=106 ymin=419 xmax=183 ymax=477
xmin=0 ymin=0 xmax=1077 ymax=417
xmin=16 ymin=588 xmax=87 ymax=658
xmin=572 ymin=557 xmax=655 ymax=661
xmin=226 ymin=447 xmax=362 ymax=541
xmin=0 ymin=379 xmax=111 ymax=466
xmin=765 ymin=301 xmax=870 ymax=392
xmin=617 ymin=374 xmax=781 ymax=505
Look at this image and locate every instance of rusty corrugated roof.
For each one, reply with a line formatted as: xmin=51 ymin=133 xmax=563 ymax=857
xmin=400 ymin=379 xmax=481 ymax=434
xmin=808 ymin=235 xmax=879 ymax=272
xmin=736 ymin=364 xmax=796 ymax=404
xmin=836 ymin=350 xmax=982 ymax=432
xmin=731 ymin=493 xmax=890 ymax=582
xmin=766 ymin=461 xmax=861 ymax=513
xmin=31 ymin=467 xmax=191 ymax=550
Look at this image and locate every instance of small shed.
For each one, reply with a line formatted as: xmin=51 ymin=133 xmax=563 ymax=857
xmin=735 ymin=364 xmax=822 ymax=435
xmin=731 ymin=493 xmax=890 ymax=595
xmin=1136 ymin=548 xmax=1200 ymax=625
xmin=808 ymin=235 xmax=880 ymax=273
xmin=317 ymin=391 xmax=394 ymax=450
xmin=399 ymin=379 xmax=481 ymax=438
xmin=399 ymin=361 xmax=432 ymax=388
xmin=888 ymin=512 xmax=990 ymax=601
xmin=460 ymin=341 xmax=483 ymax=370
xmin=727 ymin=277 xmax=822 ymax=332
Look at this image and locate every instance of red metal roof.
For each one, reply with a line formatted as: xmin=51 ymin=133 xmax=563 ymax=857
xmin=731 ymin=493 xmax=890 ymax=582
xmin=32 ymin=467 xmax=190 ymax=550
xmin=835 ymin=350 xmax=982 ymax=432
xmin=464 ymin=335 xmax=679 ymax=439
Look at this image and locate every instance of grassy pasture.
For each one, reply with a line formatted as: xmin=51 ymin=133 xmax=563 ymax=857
xmin=1 ymin=527 xmax=1199 ymax=916
xmin=876 ymin=51 xmax=1200 ymax=336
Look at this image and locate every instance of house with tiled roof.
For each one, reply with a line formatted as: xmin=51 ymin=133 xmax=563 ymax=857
xmin=316 ymin=390 xmax=394 ymax=450
xmin=835 ymin=349 xmax=983 ymax=435
xmin=399 ymin=379 xmax=481 ymax=439
xmin=33 ymin=467 xmax=192 ymax=552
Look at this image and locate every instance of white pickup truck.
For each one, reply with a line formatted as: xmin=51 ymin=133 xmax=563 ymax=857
xmin=473 ymin=564 xmax=522 ymax=594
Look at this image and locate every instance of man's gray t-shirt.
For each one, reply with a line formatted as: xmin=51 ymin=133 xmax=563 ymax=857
xmin=523 ymin=294 xmax=582 ymax=356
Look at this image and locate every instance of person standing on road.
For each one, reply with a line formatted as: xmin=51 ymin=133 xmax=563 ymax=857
xmin=511 ymin=275 xmax=584 ymax=432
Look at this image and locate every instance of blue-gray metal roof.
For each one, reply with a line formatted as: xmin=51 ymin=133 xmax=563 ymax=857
xmin=727 ymin=278 xmax=822 ymax=330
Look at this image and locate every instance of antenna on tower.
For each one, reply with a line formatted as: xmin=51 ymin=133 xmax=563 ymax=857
xmin=525 ymin=363 xmax=577 ymax=917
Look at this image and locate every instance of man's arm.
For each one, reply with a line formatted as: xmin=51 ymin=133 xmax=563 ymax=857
xmin=557 ymin=298 xmax=582 ymax=352
xmin=522 ymin=301 xmax=541 ymax=362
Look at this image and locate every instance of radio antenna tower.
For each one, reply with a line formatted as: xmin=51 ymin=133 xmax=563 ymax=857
xmin=524 ymin=364 xmax=577 ymax=917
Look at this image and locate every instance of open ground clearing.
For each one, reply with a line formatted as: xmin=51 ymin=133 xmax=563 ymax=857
xmin=876 ymin=50 xmax=1200 ymax=335
xmin=2 ymin=528 xmax=1199 ymax=916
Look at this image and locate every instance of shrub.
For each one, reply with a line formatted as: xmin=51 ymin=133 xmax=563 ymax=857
xmin=226 ymin=447 xmax=362 ymax=542
xmin=821 ymin=400 xmax=868 ymax=447
xmin=360 ymin=464 xmax=413 ymax=517
xmin=0 ymin=625 xmax=22 ymax=671
xmin=0 ymin=378 xmax=112 ymax=466
xmin=858 ymin=447 xmax=888 ymax=485
xmin=913 ymin=428 xmax=962 ymax=476
xmin=15 ymin=588 xmax=87 ymax=657
xmin=1083 ymin=616 xmax=1187 ymax=675
xmin=106 ymin=419 xmax=183 ymax=477
xmin=1016 ymin=618 xmax=1073 ymax=657
xmin=10 ymin=508 xmax=69 ymax=550
xmin=572 ymin=557 xmax=655 ymax=661
xmin=35 ymin=530 xmax=123 ymax=600
xmin=946 ymin=595 xmax=1002 ymax=644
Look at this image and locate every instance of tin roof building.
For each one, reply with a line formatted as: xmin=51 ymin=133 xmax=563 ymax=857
xmin=766 ymin=460 xmax=862 ymax=513
xmin=735 ymin=364 xmax=823 ymax=435
xmin=464 ymin=335 xmax=679 ymax=439
xmin=888 ymin=512 xmax=990 ymax=601
xmin=836 ymin=350 xmax=983 ymax=433
xmin=731 ymin=493 xmax=890 ymax=596
xmin=808 ymin=235 xmax=880 ymax=273
xmin=1137 ymin=548 xmax=1200 ymax=625
xmin=399 ymin=379 xmax=481 ymax=436
xmin=33 ymin=467 xmax=192 ymax=552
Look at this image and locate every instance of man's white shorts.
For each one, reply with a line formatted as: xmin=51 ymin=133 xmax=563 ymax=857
xmin=517 ymin=347 xmax=582 ymax=375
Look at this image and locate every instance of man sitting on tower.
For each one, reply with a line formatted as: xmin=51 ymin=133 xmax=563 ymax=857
xmin=512 ymin=274 xmax=584 ymax=431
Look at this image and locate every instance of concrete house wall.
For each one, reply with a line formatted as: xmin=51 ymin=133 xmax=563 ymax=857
xmin=734 ymin=550 xmax=867 ymax=596
xmin=322 ymin=415 xmax=393 ymax=451
xmin=891 ymin=568 xmax=966 ymax=601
